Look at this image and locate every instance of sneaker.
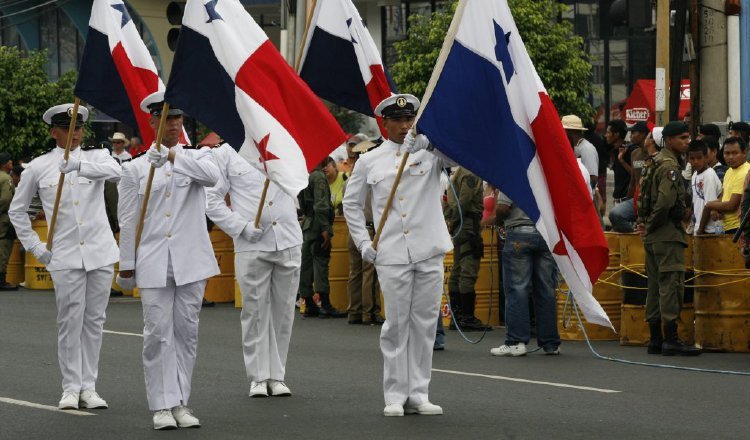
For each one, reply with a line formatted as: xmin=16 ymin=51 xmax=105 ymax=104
xmin=79 ymin=390 xmax=108 ymax=409
xmin=383 ymin=403 xmax=404 ymax=417
xmin=58 ymin=391 xmax=79 ymax=410
xmin=172 ymin=405 xmax=200 ymax=428
xmin=153 ymin=409 xmax=178 ymax=430
xmin=404 ymin=401 xmax=443 ymax=415
xmin=544 ymin=347 xmax=561 ymax=355
xmin=249 ymin=381 xmax=268 ymax=397
xmin=490 ymin=342 xmax=527 ymax=357
xmin=433 ymin=342 xmax=445 ymax=351
xmin=268 ymin=380 xmax=292 ymax=396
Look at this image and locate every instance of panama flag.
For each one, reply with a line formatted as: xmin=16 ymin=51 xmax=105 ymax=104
xmin=417 ymin=0 xmax=611 ymax=327
xmin=165 ymin=0 xmax=347 ymax=196
xmin=298 ymin=0 xmax=394 ymax=135
xmin=75 ymin=0 xmax=164 ymax=152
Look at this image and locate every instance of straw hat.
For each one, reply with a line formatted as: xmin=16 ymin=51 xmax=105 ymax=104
xmin=108 ymin=132 xmax=130 ymax=146
xmin=561 ymin=115 xmax=587 ymax=131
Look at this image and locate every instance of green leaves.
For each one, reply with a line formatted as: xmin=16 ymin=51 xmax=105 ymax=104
xmin=0 ymin=47 xmax=79 ymax=159
xmin=390 ymin=0 xmax=593 ymax=121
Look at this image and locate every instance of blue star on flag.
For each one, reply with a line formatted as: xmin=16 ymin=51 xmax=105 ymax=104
xmin=205 ymin=0 xmax=223 ymax=23
xmin=346 ymin=18 xmax=358 ymax=44
xmin=111 ymin=3 xmax=132 ymax=28
xmin=493 ymin=21 xmax=514 ymax=82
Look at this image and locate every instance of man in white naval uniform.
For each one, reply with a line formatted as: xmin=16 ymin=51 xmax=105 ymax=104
xmin=116 ymin=92 xmax=220 ymax=430
xmin=206 ymin=144 xmax=302 ymax=398
xmin=9 ymin=104 xmax=120 ymax=410
xmin=343 ymin=94 xmax=454 ymax=417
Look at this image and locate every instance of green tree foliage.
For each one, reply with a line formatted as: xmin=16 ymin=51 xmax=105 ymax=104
xmin=0 ymin=47 xmax=78 ymax=159
xmin=391 ymin=0 xmax=594 ymax=120
xmin=326 ymin=101 xmax=364 ymax=135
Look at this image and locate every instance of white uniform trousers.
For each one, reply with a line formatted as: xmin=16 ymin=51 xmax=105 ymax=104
xmin=376 ymin=254 xmax=444 ymax=406
xmin=49 ymin=266 xmax=114 ymax=393
xmin=236 ymin=246 xmax=301 ymax=383
xmin=140 ymin=262 xmax=206 ymax=411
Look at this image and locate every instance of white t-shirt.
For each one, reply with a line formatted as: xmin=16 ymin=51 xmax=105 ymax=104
xmin=691 ymin=167 xmax=722 ymax=234
xmin=574 ymin=138 xmax=599 ymax=179
xmin=577 ymin=158 xmax=594 ymax=199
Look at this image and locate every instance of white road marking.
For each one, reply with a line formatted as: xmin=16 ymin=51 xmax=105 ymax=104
xmin=0 ymin=397 xmax=95 ymax=416
xmin=103 ymin=329 xmax=143 ymax=338
xmin=432 ymin=368 xmax=621 ymax=393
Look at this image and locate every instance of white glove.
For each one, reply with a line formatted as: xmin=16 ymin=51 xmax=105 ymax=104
xmin=361 ymin=241 xmax=377 ymax=264
xmin=116 ymin=274 xmax=137 ymax=291
xmin=58 ymin=156 xmax=81 ymax=174
xmin=241 ymin=223 xmax=264 ymax=243
xmin=31 ymin=243 xmax=53 ymax=265
xmin=403 ymin=131 xmax=430 ymax=154
xmin=147 ymin=145 xmax=169 ymax=168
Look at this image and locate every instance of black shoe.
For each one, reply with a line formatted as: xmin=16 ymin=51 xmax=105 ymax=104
xmin=202 ymin=298 xmax=215 ymax=308
xmin=348 ymin=317 xmax=363 ymax=325
xmin=302 ymin=300 xmax=320 ymax=317
xmin=367 ymin=315 xmax=385 ymax=325
xmin=319 ymin=306 xmax=346 ymax=319
xmin=110 ymin=289 xmax=123 ymax=297
xmin=661 ymin=321 xmax=701 ymax=356
xmin=0 ymin=283 xmax=19 ymax=291
xmin=458 ymin=316 xmax=493 ymax=332
xmin=647 ymin=321 xmax=663 ymax=354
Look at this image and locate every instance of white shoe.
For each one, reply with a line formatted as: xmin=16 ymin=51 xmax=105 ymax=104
xmin=249 ymin=381 xmax=268 ymax=397
xmin=268 ymin=380 xmax=291 ymax=396
xmin=404 ymin=401 xmax=443 ymax=415
xmin=383 ymin=403 xmax=404 ymax=417
xmin=58 ymin=392 xmax=79 ymax=410
xmin=79 ymin=390 xmax=108 ymax=409
xmin=153 ymin=409 xmax=177 ymax=430
xmin=172 ymin=405 xmax=200 ymax=428
xmin=490 ymin=342 xmax=527 ymax=357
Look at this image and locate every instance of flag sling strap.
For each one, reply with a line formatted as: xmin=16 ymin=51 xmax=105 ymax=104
xmin=47 ymin=97 xmax=81 ymax=251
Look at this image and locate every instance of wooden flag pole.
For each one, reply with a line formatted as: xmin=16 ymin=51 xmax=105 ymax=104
xmin=371 ymin=151 xmax=409 ymax=250
xmin=294 ymin=0 xmax=317 ymax=72
xmin=134 ymin=102 xmax=170 ymax=251
xmin=47 ymin=97 xmax=81 ymax=251
xmin=254 ymin=178 xmax=271 ymax=228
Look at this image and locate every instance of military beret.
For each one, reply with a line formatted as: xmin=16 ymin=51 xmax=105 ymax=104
xmin=0 ymin=152 xmax=11 ymax=165
xmin=140 ymin=91 xmax=183 ymax=117
xmin=374 ymin=94 xmax=420 ymax=119
xmin=43 ymin=104 xmax=89 ymax=127
xmin=662 ymin=121 xmax=689 ymax=137
xmin=627 ymin=121 xmax=650 ymax=133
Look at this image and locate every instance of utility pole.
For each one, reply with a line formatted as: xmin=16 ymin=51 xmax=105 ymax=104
xmin=655 ymin=0 xmax=670 ymax=126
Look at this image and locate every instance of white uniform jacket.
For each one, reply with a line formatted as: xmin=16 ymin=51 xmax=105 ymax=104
xmin=118 ymin=145 xmax=221 ymax=288
xmin=9 ymin=147 xmax=120 ymax=271
xmin=206 ymin=144 xmax=302 ymax=253
xmin=343 ymin=140 xmax=454 ymax=265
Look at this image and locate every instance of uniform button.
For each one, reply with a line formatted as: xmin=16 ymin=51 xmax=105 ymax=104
xmin=272 ymin=221 xmax=277 ymax=226
xmin=166 ymin=212 xmax=171 ymax=217
xmin=396 ymin=152 xmax=402 ymax=157
xmin=79 ymin=241 xmax=84 ymax=245
xmin=74 ymin=200 xmax=79 ymax=205
xmin=78 ymin=221 xmax=83 ymax=225
xmin=268 ymin=201 xmax=273 ymax=206
xmin=166 ymin=233 xmax=172 ymax=238
xmin=420 ymin=171 xmax=424 ymax=174
xmin=165 ymin=192 xmax=171 ymax=198
xmin=402 ymin=213 xmax=407 ymax=218
xmin=404 ymin=230 xmax=409 ymax=235
xmin=167 ymin=172 xmax=172 ymax=177
xmin=399 ymin=196 xmax=404 ymax=201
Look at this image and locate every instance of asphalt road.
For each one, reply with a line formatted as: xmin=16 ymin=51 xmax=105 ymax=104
xmin=1 ymin=288 xmax=748 ymax=440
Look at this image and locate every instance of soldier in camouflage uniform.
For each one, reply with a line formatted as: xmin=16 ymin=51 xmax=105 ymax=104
xmin=636 ymin=121 xmax=700 ymax=356
xmin=0 ymin=152 xmax=18 ymax=290
xmin=298 ymin=157 xmax=345 ymax=318
xmin=445 ymin=167 xmax=490 ymax=331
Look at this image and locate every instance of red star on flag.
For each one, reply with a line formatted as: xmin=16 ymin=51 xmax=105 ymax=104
xmin=254 ymin=133 xmax=278 ymax=172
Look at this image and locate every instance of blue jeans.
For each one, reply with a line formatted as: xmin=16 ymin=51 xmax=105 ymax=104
xmin=608 ymin=199 xmax=635 ymax=233
xmin=502 ymin=227 xmax=560 ymax=350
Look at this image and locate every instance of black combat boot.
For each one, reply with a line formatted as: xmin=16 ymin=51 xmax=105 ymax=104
xmin=459 ymin=292 xmax=492 ymax=332
xmin=302 ymin=296 xmax=320 ymax=317
xmin=647 ymin=321 xmax=663 ymax=354
xmin=0 ymin=273 xmax=18 ymax=291
xmin=448 ymin=291 xmax=462 ymax=330
xmin=661 ymin=321 xmax=701 ymax=356
xmin=318 ymin=292 xmax=346 ymax=318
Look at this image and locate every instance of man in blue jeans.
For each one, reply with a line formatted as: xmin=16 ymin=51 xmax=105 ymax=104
xmin=490 ymin=191 xmax=560 ymax=356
